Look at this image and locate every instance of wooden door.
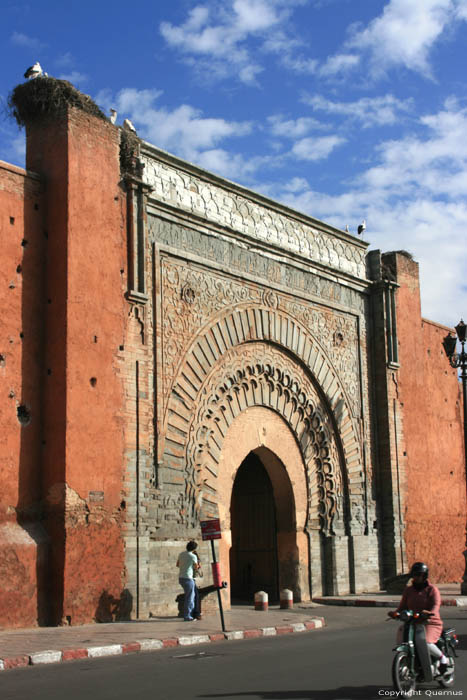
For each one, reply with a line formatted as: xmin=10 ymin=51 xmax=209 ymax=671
xmin=230 ymin=452 xmax=278 ymax=601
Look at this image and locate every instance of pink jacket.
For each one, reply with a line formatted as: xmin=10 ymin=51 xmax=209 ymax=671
xmin=397 ymin=581 xmax=443 ymax=643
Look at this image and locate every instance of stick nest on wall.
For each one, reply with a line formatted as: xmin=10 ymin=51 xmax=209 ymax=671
xmin=9 ymin=77 xmax=107 ymax=127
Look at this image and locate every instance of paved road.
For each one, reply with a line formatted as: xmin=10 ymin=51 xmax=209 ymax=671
xmin=1 ymin=607 xmax=466 ymax=700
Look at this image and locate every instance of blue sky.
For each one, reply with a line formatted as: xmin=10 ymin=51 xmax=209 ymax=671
xmin=2 ymin=0 xmax=467 ymax=328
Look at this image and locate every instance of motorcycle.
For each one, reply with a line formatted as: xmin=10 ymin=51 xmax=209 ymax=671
xmin=390 ymin=609 xmax=458 ymax=697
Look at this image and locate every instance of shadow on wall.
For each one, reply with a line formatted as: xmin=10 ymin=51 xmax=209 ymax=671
xmin=176 ymin=584 xmax=219 ymax=617
xmin=95 ymin=589 xmax=133 ymax=622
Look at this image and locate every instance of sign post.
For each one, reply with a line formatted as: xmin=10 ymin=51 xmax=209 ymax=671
xmin=200 ymin=518 xmax=225 ymax=632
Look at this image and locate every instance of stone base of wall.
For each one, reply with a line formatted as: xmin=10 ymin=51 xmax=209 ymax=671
xmin=0 ymin=522 xmax=49 ymax=627
xmin=350 ymin=532 xmax=380 ymax=592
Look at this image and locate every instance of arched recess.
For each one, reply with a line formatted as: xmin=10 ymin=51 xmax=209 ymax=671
xmin=216 ymin=407 xmax=308 ymax=601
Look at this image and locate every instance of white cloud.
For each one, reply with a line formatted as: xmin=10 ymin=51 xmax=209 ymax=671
xmin=291 ymin=135 xmax=345 ymax=161
xmin=318 ymin=53 xmax=360 ymax=77
xmin=197 ymin=148 xmax=274 ymax=180
xmin=346 ymin=0 xmax=456 ymax=78
xmin=159 ymin=0 xmax=305 ymax=84
xmin=361 ymin=100 xmax=467 ymax=195
xmin=96 ymin=87 xmax=253 ymax=165
xmin=0 ymin=119 xmax=25 ymax=168
xmin=267 ymin=115 xmax=325 ymax=138
xmin=265 ymin=98 xmax=467 ymax=325
xmin=58 ymin=71 xmax=88 ymax=85
xmin=304 ymin=93 xmax=414 ymax=127
xmin=10 ymin=31 xmax=46 ymax=51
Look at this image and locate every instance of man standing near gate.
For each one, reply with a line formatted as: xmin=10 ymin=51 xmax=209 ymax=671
xmin=176 ymin=540 xmax=200 ymax=621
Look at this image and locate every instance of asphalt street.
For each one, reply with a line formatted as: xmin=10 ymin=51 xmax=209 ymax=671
xmin=1 ymin=607 xmax=466 ymax=700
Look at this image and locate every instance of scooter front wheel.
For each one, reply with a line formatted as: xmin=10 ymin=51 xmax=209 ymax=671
xmin=392 ymin=651 xmax=417 ymax=697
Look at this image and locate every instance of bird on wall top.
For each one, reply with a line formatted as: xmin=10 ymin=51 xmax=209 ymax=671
xmin=357 ymin=219 xmax=366 ymax=236
xmin=24 ymin=62 xmax=45 ymax=79
xmin=110 ymin=109 xmax=118 ymax=125
xmin=123 ymin=118 xmax=136 ymax=133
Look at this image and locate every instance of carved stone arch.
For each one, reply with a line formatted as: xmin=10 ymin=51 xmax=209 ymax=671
xmin=177 ymin=343 xmax=349 ymax=537
xmin=161 ymin=305 xmax=362 ymax=522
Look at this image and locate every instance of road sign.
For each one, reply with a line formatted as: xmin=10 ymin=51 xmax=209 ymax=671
xmin=200 ymin=518 xmax=221 ymax=540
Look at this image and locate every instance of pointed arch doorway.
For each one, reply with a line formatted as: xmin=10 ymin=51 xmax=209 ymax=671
xmin=230 ymin=451 xmax=279 ymax=601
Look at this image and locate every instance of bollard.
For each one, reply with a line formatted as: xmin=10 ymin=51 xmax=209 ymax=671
xmin=254 ymin=590 xmax=268 ymax=611
xmin=280 ymin=588 xmax=293 ymax=609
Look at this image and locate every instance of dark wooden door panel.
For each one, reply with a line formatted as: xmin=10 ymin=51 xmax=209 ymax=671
xmin=230 ymin=452 xmax=278 ymax=601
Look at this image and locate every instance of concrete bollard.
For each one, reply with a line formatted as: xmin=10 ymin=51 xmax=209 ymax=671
xmin=254 ymin=591 xmax=268 ymax=611
xmin=280 ymin=588 xmax=293 ymax=609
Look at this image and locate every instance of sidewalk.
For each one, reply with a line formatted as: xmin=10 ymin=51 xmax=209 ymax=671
xmin=2 ymin=585 xmax=465 ymax=672
xmin=312 ymin=583 xmax=467 ymax=608
xmin=0 ymin=604 xmax=325 ymax=672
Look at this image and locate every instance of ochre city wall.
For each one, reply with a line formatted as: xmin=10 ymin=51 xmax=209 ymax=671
xmin=0 ymin=108 xmax=129 ymax=626
xmin=0 ymin=161 xmax=47 ymax=626
xmin=393 ymin=254 xmax=465 ymax=581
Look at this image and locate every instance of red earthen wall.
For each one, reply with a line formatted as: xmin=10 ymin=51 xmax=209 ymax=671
xmin=0 ymin=160 xmax=47 ymax=626
xmin=395 ymin=255 xmax=465 ymax=581
xmin=61 ymin=109 xmax=127 ymax=624
xmin=1 ymin=107 xmax=129 ymax=627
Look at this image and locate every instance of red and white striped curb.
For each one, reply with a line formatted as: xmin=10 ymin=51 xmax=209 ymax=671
xmin=313 ymin=597 xmax=467 ymax=608
xmin=0 ymin=617 xmax=324 ymax=671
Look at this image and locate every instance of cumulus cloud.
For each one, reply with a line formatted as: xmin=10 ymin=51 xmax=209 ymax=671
xmin=58 ymin=71 xmax=88 ymax=85
xmin=313 ymin=0 xmax=467 ymax=81
xmin=318 ymin=53 xmax=360 ymax=77
xmin=10 ymin=31 xmax=46 ymax=51
xmin=291 ymin=135 xmax=345 ymax=161
xmin=159 ymin=0 xmax=306 ymax=84
xmin=267 ymin=115 xmax=326 ymax=138
xmin=304 ymin=93 xmax=414 ymax=127
xmin=264 ymin=98 xmax=467 ymax=325
xmin=96 ymin=87 xmax=253 ymax=166
xmin=346 ymin=0 xmax=458 ymax=78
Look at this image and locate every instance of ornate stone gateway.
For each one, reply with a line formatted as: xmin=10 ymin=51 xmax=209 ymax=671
xmin=122 ymin=141 xmax=380 ymax=616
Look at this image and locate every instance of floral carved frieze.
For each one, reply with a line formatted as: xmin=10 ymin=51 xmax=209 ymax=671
xmin=160 ymin=257 xmax=361 ymax=418
xmin=142 ymin=153 xmax=367 ymax=279
xmin=168 ymin=344 xmax=346 ymax=535
xmin=149 ymin=218 xmax=366 ymax=313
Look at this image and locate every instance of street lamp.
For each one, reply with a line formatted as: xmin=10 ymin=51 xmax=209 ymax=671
xmin=442 ymin=319 xmax=467 ymax=594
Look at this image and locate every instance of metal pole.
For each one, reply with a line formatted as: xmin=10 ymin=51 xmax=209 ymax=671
xmin=459 ymin=341 xmax=467 ymax=595
xmin=211 ymin=539 xmax=226 ymax=632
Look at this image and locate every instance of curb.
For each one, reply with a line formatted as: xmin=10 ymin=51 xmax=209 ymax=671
xmin=0 ymin=617 xmax=324 ymax=672
xmin=312 ymin=597 xmax=467 ymax=608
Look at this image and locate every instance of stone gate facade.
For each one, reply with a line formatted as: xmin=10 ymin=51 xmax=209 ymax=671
xmin=0 ymin=83 xmax=465 ymax=627
xmin=123 ymin=138 xmax=378 ymax=616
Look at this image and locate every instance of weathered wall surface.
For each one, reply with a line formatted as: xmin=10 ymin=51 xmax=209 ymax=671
xmin=368 ymin=250 xmax=466 ymax=583
xmin=1 ymin=106 xmax=128 ymax=626
xmin=0 ymin=160 xmax=48 ymax=626
xmin=394 ymin=255 xmax=465 ymax=581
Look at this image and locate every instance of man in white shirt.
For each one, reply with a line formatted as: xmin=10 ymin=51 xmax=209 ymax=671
xmin=176 ymin=540 xmax=200 ymax=621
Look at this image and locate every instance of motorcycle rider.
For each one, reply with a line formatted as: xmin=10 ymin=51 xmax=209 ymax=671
xmin=388 ymin=562 xmax=449 ymax=674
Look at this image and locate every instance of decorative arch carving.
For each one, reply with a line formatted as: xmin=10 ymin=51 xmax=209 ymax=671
xmin=159 ymin=306 xmax=362 ymax=532
xmin=179 ymin=344 xmax=346 ymax=537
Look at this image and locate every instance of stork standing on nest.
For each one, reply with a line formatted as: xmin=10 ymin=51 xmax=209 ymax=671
xmin=123 ymin=118 xmax=137 ymax=133
xmin=24 ymin=62 xmax=45 ymax=79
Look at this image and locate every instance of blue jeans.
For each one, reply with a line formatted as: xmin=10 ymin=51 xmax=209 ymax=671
xmin=179 ymin=577 xmax=196 ymax=619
